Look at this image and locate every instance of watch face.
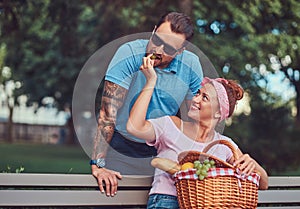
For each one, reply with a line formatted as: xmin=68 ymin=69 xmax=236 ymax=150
xmin=96 ymin=158 xmax=105 ymax=168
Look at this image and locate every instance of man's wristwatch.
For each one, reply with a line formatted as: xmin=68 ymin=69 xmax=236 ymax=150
xmin=90 ymin=158 xmax=106 ymax=168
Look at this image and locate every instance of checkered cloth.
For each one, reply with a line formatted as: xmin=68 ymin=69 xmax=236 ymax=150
xmin=173 ymin=168 xmax=260 ymax=187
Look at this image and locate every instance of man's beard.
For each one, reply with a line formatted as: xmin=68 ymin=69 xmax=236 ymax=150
xmin=154 ymin=60 xmax=170 ymax=68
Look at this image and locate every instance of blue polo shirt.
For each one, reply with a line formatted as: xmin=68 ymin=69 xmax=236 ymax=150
xmin=105 ymin=39 xmax=203 ymax=143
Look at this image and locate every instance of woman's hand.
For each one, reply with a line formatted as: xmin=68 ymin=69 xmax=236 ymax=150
xmin=234 ymin=154 xmax=256 ymax=176
xmin=126 ymin=54 xmax=157 ymax=142
xmin=233 ymin=151 xmax=269 ymax=190
xmin=140 ymin=54 xmax=157 ymax=83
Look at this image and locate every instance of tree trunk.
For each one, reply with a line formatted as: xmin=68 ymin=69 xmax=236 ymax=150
xmin=66 ymin=116 xmax=76 ymax=145
xmin=295 ymin=82 xmax=300 ymax=126
xmin=6 ymin=105 xmax=14 ymax=143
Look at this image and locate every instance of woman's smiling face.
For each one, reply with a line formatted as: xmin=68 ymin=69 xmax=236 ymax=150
xmin=187 ymin=83 xmax=220 ymax=122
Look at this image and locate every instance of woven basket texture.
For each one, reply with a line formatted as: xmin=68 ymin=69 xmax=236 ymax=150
xmin=175 ymin=140 xmax=259 ymax=209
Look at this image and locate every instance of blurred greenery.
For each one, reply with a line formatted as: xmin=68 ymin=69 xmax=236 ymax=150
xmin=0 ymin=141 xmax=298 ymax=175
xmin=0 ymin=143 xmax=90 ymax=174
xmin=0 ymin=0 xmax=300 ymax=175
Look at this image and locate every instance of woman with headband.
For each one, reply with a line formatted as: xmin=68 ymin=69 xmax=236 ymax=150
xmin=127 ymin=60 xmax=269 ymax=209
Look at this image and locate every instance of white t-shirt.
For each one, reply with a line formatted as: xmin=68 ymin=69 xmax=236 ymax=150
xmin=147 ymin=116 xmax=238 ymax=196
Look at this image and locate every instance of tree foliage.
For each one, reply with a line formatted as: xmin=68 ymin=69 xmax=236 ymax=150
xmin=0 ymin=0 xmax=299 ymax=173
xmin=190 ymin=0 xmax=300 ymax=174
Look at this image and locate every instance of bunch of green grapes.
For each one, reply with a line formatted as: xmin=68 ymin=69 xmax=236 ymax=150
xmin=193 ymin=159 xmax=216 ymax=180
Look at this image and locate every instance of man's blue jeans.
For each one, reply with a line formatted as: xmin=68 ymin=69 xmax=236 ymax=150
xmin=147 ymin=194 xmax=180 ymax=209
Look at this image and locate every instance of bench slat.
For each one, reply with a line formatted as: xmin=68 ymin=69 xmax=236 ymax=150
xmin=268 ymin=176 xmax=300 ymax=187
xmin=258 ymin=190 xmax=300 ymax=203
xmin=0 ymin=190 xmax=149 ymax=206
xmin=1 ymin=174 xmax=300 ymax=207
xmin=2 ymin=174 xmax=300 ymax=188
xmin=0 ymin=173 xmax=153 ymax=187
xmin=2 ymin=190 xmax=300 ymax=206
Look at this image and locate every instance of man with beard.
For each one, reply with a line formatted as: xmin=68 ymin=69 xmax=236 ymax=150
xmin=91 ymin=12 xmax=203 ymax=197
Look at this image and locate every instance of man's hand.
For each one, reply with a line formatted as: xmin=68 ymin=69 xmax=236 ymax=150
xmin=91 ymin=165 xmax=122 ymax=196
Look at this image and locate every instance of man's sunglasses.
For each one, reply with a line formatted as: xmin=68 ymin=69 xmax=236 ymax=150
xmin=150 ymin=29 xmax=184 ymax=55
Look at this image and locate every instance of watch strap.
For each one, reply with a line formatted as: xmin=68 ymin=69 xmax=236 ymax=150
xmin=90 ymin=158 xmax=106 ymax=168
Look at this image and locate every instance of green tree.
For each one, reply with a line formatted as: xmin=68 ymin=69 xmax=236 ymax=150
xmin=192 ymin=0 xmax=299 ymax=173
xmin=0 ymin=0 xmax=184 ymax=143
xmin=0 ymin=44 xmax=6 ymax=82
xmin=0 ymin=0 xmax=23 ymax=143
xmin=1 ymin=0 xmax=90 ymax=143
xmin=193 ymin=0 xmax=299 ymax=123
xmin=1 ymin=0 xmax=299 ymax=173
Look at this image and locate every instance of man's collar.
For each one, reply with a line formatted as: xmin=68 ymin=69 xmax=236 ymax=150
xmin=161 ymin=57 xmax=179 ymax=74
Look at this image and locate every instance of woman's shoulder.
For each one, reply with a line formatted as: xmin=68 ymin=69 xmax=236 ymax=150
xmin=149 ymin=115 xmax=175 ymax=126
xmin=169 ymin=116 xmax=181 ymax=129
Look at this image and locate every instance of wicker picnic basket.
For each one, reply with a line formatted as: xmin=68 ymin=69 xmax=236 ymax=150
xmin=175 ymin=139 xmax=259 ymax=209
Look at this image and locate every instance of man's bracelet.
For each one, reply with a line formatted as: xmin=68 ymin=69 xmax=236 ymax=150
xmin=90 ymin=158 xmax=106 ymax=168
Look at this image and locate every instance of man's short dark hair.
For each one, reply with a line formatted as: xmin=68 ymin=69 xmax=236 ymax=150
xmin=156 ymin=12 xmax=194 ymax=41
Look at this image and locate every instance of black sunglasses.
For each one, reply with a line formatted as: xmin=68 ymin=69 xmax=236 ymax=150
xmin=150 ymin=32 xmax=183 ymax=55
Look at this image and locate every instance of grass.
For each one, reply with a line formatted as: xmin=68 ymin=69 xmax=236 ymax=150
xmin=0 ymin=142 xmax=90 ymax=174
xmin=1 ymin=142 xmax=300 ymax=175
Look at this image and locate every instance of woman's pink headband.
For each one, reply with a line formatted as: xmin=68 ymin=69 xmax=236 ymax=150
xmin=201 ymin=77 xmax=229 ymax=121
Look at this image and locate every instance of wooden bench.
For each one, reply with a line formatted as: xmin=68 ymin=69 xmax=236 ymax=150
xmin=0 ymin=173 xmax=300 ymax=208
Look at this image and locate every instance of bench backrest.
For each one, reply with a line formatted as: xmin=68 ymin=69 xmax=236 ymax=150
xmin=1 ymin=173 xmax=300 ymax=208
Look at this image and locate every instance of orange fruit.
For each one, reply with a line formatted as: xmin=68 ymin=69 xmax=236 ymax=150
xmin=181 ymin=162 xmax=194 ymax=170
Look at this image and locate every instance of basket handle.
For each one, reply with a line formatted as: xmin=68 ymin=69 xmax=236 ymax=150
xmin=202 ymin=139 xmax=239 ymax=162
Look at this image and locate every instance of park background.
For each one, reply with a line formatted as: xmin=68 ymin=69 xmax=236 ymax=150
xmin=0 ymin=0 xmax=299 ymax=175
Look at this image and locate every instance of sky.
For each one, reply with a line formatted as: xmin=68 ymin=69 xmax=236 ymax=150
xmin=264 ymin=72 xmax=296 ymax=102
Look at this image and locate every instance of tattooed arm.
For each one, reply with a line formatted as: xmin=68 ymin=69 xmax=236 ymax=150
xmin=91 ymin=80 xmax=127 ymax=197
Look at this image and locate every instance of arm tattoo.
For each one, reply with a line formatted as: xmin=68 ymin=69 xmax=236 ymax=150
xmin=92 ymin=81 xmax=127 ymax=159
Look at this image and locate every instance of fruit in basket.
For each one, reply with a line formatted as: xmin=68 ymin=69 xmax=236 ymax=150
xmin=193 ymin=160 xmax=201 ymax=168
xmin=181 ymin=162 xmax=194 ymax=170
xmin=203 ymin=159 xmax=210 ymax=164
xmin=193 ymin=159 xmax=216 ymax=180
